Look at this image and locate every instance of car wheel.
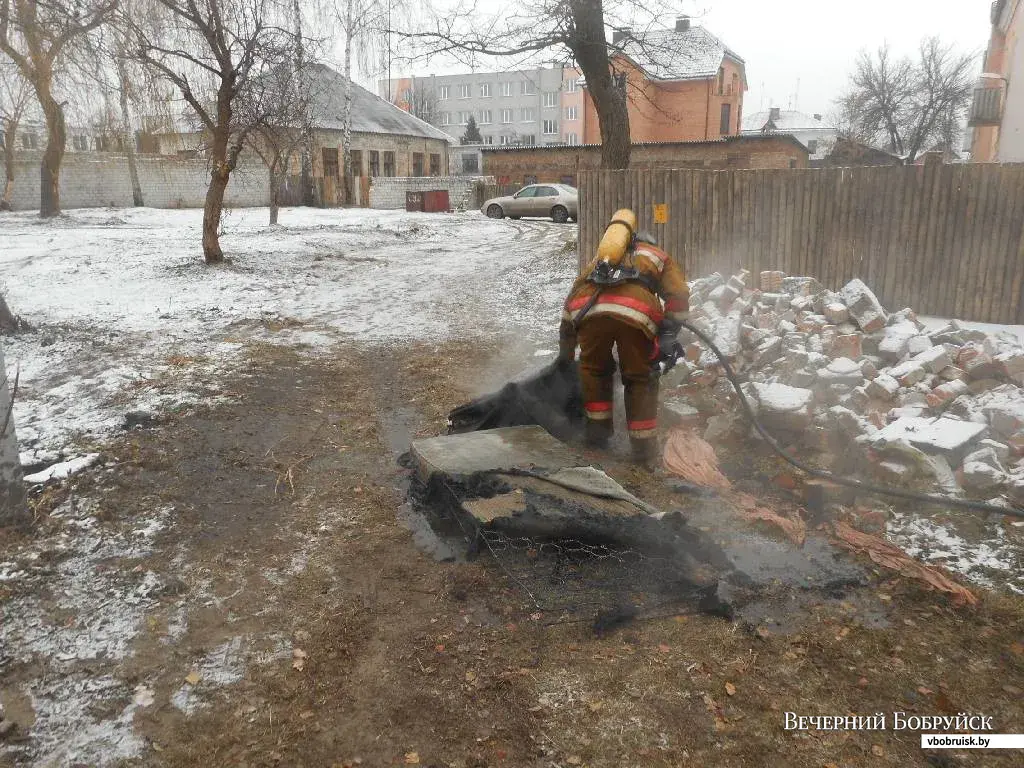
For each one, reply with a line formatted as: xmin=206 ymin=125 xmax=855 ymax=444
xmin=486 ymin=204 xmax=504 ymax=219
xmin=551 ymin=205 xmax=569 ymax=223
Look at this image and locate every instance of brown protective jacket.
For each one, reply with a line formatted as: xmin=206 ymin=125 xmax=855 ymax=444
xmin=559 ymin=243 xmax=689 ymax=357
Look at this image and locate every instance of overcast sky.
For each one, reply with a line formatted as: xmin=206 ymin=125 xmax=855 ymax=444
xmin=378 ymin=0 xmax=993 ymax=122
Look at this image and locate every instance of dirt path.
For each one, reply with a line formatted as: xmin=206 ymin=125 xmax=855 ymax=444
xmin=2 ymin=335 xmax=1023 ymax=768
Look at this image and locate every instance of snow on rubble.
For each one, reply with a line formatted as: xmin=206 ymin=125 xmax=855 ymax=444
xmin=0 ymin=206 xmax=575 ymax=462
xmin=672 ymin=269 xmax=1024 ymax=593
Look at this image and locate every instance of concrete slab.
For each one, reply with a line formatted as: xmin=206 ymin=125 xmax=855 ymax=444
xmin=411 ymin=426 xmax=581 ymax=482
xmin=872 ymin=416 xmax=987 ymax=461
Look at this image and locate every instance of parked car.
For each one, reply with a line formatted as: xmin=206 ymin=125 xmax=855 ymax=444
xmin=482 ymin=184 xmax=578 ymax=223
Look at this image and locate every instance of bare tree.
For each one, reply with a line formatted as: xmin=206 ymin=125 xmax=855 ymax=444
xmin=0 ymin=55 xmax=33 ymax=211
xmin=836 ymin=38 xmax=975 ymax=163
xmin=0 ymin=0 xmax=118 ymax=217
xmin=126 ymin=0 xmax=299 ymax=262
xmin=406 ymin=77 xmax=437 ymax=122
xmin=241 ymin=60 xmax=316 ymax=224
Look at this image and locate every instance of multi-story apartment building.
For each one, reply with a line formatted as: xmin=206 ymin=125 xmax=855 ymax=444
xmin=380 ymin=65 xmax=568 ymax=148
xmin=970 ymin=0 xmax=1023 ymax=161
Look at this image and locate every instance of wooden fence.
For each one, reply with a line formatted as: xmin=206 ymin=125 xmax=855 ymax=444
xmin=578 ymin=165 xmax=1024 ymax=324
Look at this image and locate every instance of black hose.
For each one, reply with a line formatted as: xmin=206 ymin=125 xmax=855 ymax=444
xmin=679 ymin=320 xmax=1024 ymax=520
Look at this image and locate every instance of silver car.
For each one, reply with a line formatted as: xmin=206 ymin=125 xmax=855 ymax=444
xmin=482 ymin=183 xmax=578 ymax=223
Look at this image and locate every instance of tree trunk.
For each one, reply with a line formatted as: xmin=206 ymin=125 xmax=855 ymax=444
xmin=203 ymin=161 xmax=230 ymax=263
xmin=269 ymin=170 xmax=280 ymax=225
xmin=116 ymin=57 xmax=144 ymax=207
xmin=0 ymin=341 xmax=27 ymax=527
xmin=569 ymin=0 xmax=630 ymax=169
xmin=1 ymin=119 xmax=15 ymax=211
xmin=342 ymin=0 xmax=354 ymax=206
xmin=292 ymin=0 xmax=314 ymax=206
xmin=38 ymin=83 xmax=66 ymax=217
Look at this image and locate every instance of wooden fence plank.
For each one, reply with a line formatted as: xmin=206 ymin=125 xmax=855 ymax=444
xmin=577 ymin=164 xmax=1024 ymax=323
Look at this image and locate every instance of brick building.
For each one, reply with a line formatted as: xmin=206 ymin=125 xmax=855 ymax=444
xmin=970 ymin=0 xmax=1022 ymax=161
xmin=481 ymin=135 xmax=808 ymax=186
xmin=583 ymin=18 xmax=746 ymax=144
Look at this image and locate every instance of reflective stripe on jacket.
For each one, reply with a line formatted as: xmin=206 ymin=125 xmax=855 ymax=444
xmin=561 ymin=244 xmax=690 ymax=339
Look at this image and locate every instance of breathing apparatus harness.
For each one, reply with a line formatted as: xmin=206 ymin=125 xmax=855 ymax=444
xmin=573 ymin=219 xmax=663 ymax=327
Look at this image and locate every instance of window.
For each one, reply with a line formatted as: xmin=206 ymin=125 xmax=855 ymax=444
xmin=566 ymin=133 xmax=579 ymax=145
xmin=459 ymin=111 xmax=471 ymax=125
xmin=441 ymin=112 xmax=450 ymax=125
xmin=521 ymin=80 xmax=535 ymax=95
xmin=516 ymin=186 xmax=538 ymax=198
xmin=535 ymin=186 xmax=557 ymax=197
xmin=720 ymin=102 xmax=732 ymax=135
xmin=499 ymin=135 xmax=512 ymax=145
xmin=383 ymin=151 xmax=395 ymax=176
xmin=520 ymin=134 xmax=536 ymax=145
xmin=807 ymin=139 xmax=819 ymax=155
xmin=72 ymin=135 xmax=89 ymax=151
xmin=520 ymin=107 xmax=535 ymax=122
xmin=369 ymin=150 xmax=380 ymax=176
xmin=543 ymin=91 xmax=558 ymax=108
xmin=350 ymin=149 xmax=363 ymax=176
xmin=483 ymin=135 xmax=493 ymax=145
xmin=439 ymin=85 xmax=450 ymax=100
xmin=501 ymin=108 xmax=513 ymax=124
xmin=542 ymin=119 xmax=558 ymax=135
xmin=458 ymin=83 xmax=471 ymax=98
xmin=565 ymin=106 xmax=578 ymax=121
xmin=566 ymin=78 xmax=578 ymax=93
xmin=501 ymin=81 xmax=512 ymax=97
xmin=480 ymin=83 xmax=491 ymax=97
xmin=731 ymin=72 xmax=738 ymax=96
xmin=560 ymin=175 xmax=575 ymax=185
xmin=412 ymin=152 xmax=425 ymax=176
xmin=523 ymin=175 xmax=538 ymax=185
xmin=20 ymin=132 xmax=38 ymax=150
xmin=462 ymin=154 xmax=479 ymax=173
xmin=479 ymin=109 xmax=492 ymax=124
xmin=430 ymin=153 xmax=441 ymax=175
xmin=718 ymin=67 xmax=725 ymax=96
xmin=322 ymin=147 xmax=339 ymax=177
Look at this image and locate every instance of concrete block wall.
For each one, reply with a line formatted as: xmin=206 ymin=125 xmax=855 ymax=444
xmin=7 ymin=151 xmax=269 ymax=211
xmin=368 ymin=175 xmax=495 ymax=210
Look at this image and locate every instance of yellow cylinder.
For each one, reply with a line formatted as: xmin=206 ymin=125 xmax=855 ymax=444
xmin=596 ymin=209 xmax=638 ymax=267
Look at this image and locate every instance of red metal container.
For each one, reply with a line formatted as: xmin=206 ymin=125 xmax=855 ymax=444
xmin=405 ymin=191 xmax=424 ymax=212
xmin=422 ymin=189 xmax=450 ymax=213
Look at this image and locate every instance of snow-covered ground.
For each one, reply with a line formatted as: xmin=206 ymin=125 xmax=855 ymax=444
xmin=1 ymin=206 xmax=574 ymax=459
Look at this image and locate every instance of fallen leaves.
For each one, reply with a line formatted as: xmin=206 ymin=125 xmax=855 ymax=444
xmin=724 ymin=682 xmax=736 ymax=696
xmin=292 ymin=648 xmax=308 ymax=671
xmin=871 ymin=744 xmax=885 ymax=757
xmin=404 ymin=752 xmax=420 ymax=764
xmin=184 ymin=670 xmax=201 ymax=686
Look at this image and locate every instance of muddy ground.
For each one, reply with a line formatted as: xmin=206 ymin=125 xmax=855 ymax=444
xmin=2 ymin=335 xmax=1022 ymax=768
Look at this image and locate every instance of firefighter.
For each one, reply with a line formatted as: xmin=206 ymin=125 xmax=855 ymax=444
xmin=557 ymin=209 xmax=689 ymax=465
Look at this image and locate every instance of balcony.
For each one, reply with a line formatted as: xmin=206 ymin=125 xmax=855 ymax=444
xmin=969 ymin=85 xmax=1005 ymax=126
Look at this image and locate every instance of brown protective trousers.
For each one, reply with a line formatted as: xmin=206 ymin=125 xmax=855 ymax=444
xmin=577 ymin=315 xmax=660 ymax=460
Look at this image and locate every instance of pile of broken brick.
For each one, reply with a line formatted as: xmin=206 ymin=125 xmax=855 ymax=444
xmin=667 ymin=269 xmax=1024 ymax=506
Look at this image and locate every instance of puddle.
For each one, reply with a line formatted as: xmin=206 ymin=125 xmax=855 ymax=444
xmin=396 ymin=502 xmax=462 ymax=563
xmin=719 ymin=532 xmax=866 ymax=591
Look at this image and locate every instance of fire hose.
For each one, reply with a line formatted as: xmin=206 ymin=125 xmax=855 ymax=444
xmin=673 ymin=320 xmax=1024 ymax=520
